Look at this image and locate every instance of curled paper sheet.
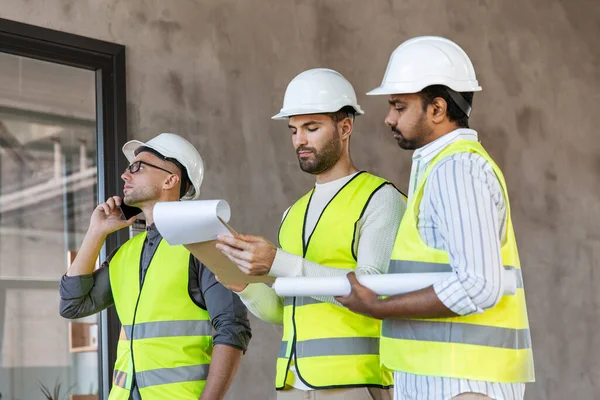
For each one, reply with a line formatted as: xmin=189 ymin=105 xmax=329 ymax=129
xmin=154 ymin=200 xmax=232 ymax=245
xmin=153 ymin=199 xmax=275 ymax=285
xmin=272 ymin=269 xmax=517 ymax=297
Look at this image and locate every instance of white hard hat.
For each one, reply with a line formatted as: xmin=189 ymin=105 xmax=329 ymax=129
xmin=122 ymin=133 xmax=204 ymax=201
xmin=272 ymin=68 xmax=364 ymax=120
xmin=367 ymin=36 xmax=482 ymax=96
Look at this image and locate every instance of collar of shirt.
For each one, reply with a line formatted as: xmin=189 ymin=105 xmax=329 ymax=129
xmin=413 ymin=128 xmax=479 ymax=165
xmin=146 ymin=223 xmax=162 ymax=241
xmin=408 ymin=128 xmax=479 ymax=198
xmin=314 ymin=171 xmax=359 ymax=189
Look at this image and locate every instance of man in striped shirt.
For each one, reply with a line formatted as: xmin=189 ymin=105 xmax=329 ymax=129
xmin=336 ymin=36 xmax=534 ymax=400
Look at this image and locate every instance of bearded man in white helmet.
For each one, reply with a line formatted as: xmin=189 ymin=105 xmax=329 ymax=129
xmin=216 ymin=68 xmax=405 ymax=399
xmin=59 ymin=133 xmax=251 ymax=400
xmin=335 ymin=37 xmax=535 ymax=400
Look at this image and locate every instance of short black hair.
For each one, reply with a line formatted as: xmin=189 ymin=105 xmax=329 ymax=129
xmin=418 ymin=85 xmax=474 ymax=128
xmin=329 ymin=105 xmax=357 ymax=123
xmin=135 ymin=146 xmax=191 ymax=198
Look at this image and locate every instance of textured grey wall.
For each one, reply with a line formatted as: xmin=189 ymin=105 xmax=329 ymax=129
xmin=2 ymin=1 xmax=599 ymax=399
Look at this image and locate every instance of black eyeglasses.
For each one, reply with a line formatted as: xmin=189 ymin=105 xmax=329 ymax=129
xmin=125 ymin=160 xmax=174 ymax=175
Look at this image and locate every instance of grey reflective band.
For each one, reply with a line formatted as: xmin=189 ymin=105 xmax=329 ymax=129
xmin=505 ymin=266 xmax=524 ymax=288
xmin=136 ymin=364 xmax=210 ymax=388
xmin=296 ymin=296 xmax=324 ymax=306
xmin=123 ymin=320 xmax=212 ymax=340
xmin=283 ymin=296 xmax=324 ymax=307
xmin=389 ymin=260 xmax=452 ymax=273
xmin=295 ymin=337 xmax=380 ymax=358
xmin=446 ymin=88 xmax=472 ymax=117
xmin=112 ymin=369 xmax=128 ymax=388
xmin=382 ymin=320 xmax=531 ymax=350
xmin=278 ymin=341 xmax=289 ymax=358
xmin=389 ymin=261 xmax=524 ymax=288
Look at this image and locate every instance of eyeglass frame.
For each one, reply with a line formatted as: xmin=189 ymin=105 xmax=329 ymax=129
xmin=124 ymin=160 xmax=174 ymax=175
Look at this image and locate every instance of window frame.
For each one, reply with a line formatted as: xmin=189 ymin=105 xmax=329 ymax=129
xmin=0 ymin=18 xmax=128 ymax=399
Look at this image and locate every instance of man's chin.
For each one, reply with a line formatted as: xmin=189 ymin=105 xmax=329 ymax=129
xmin=123 ymin=196 xmax=139 ymax=206
xmin=397 ymin=139 xmax=416 ymax=151
xmin=299 ymin=161 xmax=317 ymax=174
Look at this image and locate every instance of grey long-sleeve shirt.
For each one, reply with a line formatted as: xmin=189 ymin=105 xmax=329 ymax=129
xmin=59 ymin=224 xmax=251 ymax=398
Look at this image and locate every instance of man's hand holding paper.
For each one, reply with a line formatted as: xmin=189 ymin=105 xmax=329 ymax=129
xmin=216 ymin=234 xmax=277 ymax=276
xmin=153 ymin=199 xmax=275 ymax=285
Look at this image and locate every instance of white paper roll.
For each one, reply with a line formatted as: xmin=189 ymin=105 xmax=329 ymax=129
xmin=154 ymin=200 xmax=232 ymax=245
xmin=272 ymin=269 xmax=517 ymax=297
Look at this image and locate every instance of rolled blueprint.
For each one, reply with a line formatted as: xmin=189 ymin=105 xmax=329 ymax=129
xmin=154 ymin=199 xmax=232 ymax=245
xmin=272 ymin=268 xmax=517 ymax=297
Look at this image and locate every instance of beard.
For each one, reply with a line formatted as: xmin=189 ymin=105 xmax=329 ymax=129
xmin=123 ymin=186 xmax=159 ymax=206
xmin=392 ymin=112 xmax=432 ymax=150
xmin=296 ymin=128 xmax=342 ymax=175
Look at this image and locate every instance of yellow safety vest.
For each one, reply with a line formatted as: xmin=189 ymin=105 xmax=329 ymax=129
xmin=108 ymin=233 xmax=213 ymax=399
xmin=382 ymin=140 xmax=535 ymax=383
xmin=277 ymin=172 xmax=394 ymax=389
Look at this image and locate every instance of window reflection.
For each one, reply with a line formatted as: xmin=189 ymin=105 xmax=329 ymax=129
xmin=0 ymin=52 xmax=98 ymax=400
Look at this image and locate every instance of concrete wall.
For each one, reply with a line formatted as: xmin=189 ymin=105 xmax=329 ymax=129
xmin=2 ymin=0 xmax=599 ymax=399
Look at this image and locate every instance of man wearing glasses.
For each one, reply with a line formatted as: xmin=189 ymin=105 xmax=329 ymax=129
xmin=59 ymin=133 xmax=251 ymax=400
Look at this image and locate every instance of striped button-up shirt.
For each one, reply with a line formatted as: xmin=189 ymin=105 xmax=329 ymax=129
xmin=394 ymin=129 xmax=526 ymax=400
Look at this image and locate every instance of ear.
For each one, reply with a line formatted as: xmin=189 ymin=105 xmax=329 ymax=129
xmin=430 ymin=97 xmax=448 ymax=124
xmin=339 ymin=117 xmax=353 ymax=140
xmin=162 ymin=174 xmax=180 ymax=191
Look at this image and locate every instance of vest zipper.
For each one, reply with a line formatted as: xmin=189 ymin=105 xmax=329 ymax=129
xmin=285 ymin=296 xmax=298 ymax=389
xmin=289 ymin=172 xmax=387 ymax=389
xmin=129 ymin=248 xmax=150 ymax=394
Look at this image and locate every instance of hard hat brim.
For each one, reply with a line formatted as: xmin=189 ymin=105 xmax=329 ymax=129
xmin=367 ymin=81 xmax=482 ymax=96
xmin=272 ymin=106 xmax=365 ymax=120
xmin=122 ymin=140 xmax=146 ymax=163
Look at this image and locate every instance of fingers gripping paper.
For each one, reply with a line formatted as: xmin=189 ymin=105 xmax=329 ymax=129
xmin=154 ymin=200 xmax=275 ymax=285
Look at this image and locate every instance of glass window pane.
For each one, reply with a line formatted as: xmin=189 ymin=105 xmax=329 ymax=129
xmin=0 ymin=52 xmax=98 ymax=400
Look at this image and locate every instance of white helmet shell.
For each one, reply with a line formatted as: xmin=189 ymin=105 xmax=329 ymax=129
xmin=367 ymin=36 xmax=482 ymax=96
xmin=272 ymin=68 xmax=364 ymax=119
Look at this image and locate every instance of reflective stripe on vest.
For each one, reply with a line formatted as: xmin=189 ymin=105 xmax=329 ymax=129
xmin=278 ymin=337 xmax=380 ymax=358
xmin=113 ymin=365 xmax=210 ymax=390
xmin=112 ymin=370 xmax=128 ymax=389
xmin=283 ymin=296 xmax=322 ymax=307
xmin=382 ymin=320 xmax=531 ymax=349
xmin=122 ymin=320 xmax=212 ymax=340
xmin=389 ymin=260 xmax=524 ymax=288
xmin=277 ymin=172 xmax=394 ymax=390
xmin=382 ymin=140 xmax=535 ymax=383
xmin=136 ymin=364 xmax=210 ymax=388
xmin=108 ymin=234 xmax=212 ymax=400
xmin=295 ymin=337 xmax=380 ymax=358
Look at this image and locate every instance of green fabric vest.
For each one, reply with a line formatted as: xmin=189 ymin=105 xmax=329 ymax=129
xmin=382 ymin=140 xmax=535 ymax=383
xmin=108 ymin=233 xmax=212 ymax=399
xmin=276 ymin=172 xmax=394 ymax=389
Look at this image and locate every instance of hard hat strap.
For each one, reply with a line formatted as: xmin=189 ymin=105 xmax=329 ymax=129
xmin=446 ymin=88 xmax=472 ymax=117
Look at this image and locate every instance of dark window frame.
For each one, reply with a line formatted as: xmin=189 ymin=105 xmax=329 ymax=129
xmin=0 ymin=18 xmax=127 ymax=400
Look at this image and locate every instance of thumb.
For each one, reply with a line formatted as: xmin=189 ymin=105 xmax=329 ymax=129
xmin=346 ymin=271 xmax=360 ymax=287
